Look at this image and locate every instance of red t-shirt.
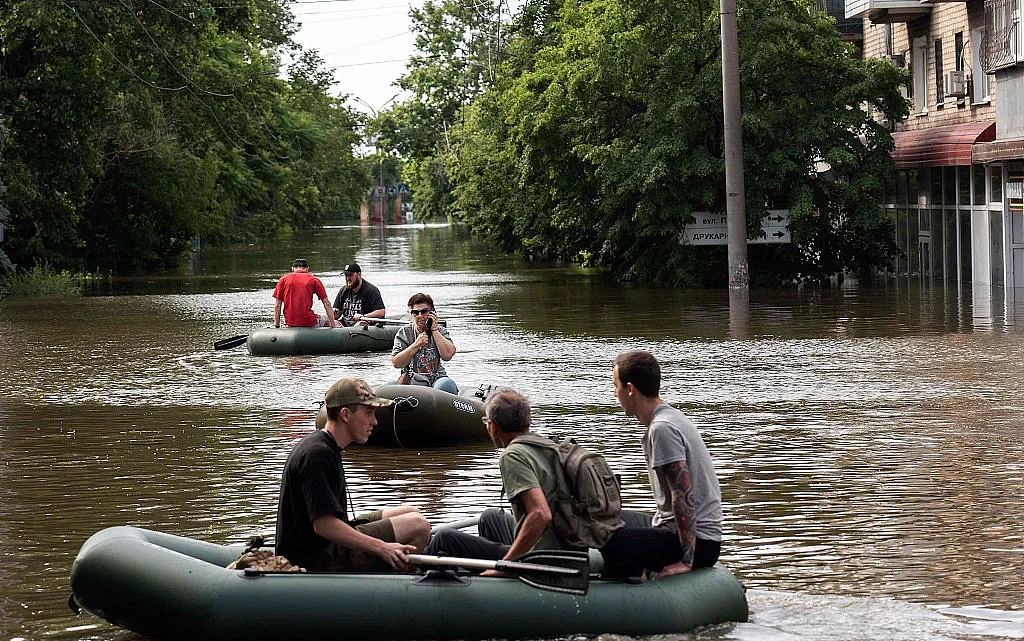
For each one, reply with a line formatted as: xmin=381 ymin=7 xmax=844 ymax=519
xmin=273 ymin=271 xmax=328 ymax=327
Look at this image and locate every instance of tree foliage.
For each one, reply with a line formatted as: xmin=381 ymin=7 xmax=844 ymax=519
xmin=398 ymin=0 xmax=909 ymax=284
xmin=0 ymin=0 xmax=370 ymax=274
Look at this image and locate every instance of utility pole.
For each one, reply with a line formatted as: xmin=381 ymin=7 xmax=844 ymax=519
xmin=720 ymin=0 xmax=748 ymax=289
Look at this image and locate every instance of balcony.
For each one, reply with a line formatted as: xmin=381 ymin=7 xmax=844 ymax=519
xmin=846 ymin=0 xmax=932 ymax=21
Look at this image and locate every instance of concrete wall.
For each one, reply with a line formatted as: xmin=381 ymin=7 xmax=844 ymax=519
xmin=994 ymin=69 xmax=1024 ymax=138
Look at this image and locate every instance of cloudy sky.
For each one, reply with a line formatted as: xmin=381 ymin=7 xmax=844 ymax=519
xmin=289 ymin=0 xmax=428 ymax=115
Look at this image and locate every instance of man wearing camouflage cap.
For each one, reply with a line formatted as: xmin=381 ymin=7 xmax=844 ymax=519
xmin=275 ymin=378 xmax=430 ymax=572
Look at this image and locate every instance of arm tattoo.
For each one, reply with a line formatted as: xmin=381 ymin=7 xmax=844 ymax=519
xmin=661 ymin=459 xmax=696 ymax=566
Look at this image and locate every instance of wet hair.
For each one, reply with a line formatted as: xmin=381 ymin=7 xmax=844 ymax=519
xmin=614 ymin=351 xmax=661 ymax=397
xmin=407 ymin=292 xmax=434 ymax=310
xmin=484 ymin=390 xmax=531 ymax=433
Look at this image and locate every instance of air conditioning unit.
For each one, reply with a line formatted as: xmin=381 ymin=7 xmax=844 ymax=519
xmin=945 ymin=70 xmax=966 ymax=98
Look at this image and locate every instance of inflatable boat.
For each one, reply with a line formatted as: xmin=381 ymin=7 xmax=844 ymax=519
xmin=315 ymin=383 xmax=494 ymax=447
xmin=246 ymin=316 xmax=410 ymax=356
xmin=69 ymin=526 xmax=749 ymax=641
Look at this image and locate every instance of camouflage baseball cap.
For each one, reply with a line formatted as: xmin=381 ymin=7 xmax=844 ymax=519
xmin=324 ymin=378 xmax=393 ymax=410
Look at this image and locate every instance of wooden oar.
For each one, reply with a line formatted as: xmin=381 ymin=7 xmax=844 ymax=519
xmin=407 ymin=550 xmax=590 ymax=595
xmin=214 ymin=334 xmax=248 ymax=350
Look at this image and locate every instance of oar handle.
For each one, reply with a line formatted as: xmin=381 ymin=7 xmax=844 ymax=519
xmin=407 ymin=554 xmax=580 ymax=576
xmin=429 ymin=516 xmax=481 ymax=535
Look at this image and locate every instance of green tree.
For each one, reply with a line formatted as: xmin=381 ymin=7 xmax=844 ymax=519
xmin=446 ymin=0 xmax=907 ymax=284
xmin=0 ymin=0 xmax=368 ymax=273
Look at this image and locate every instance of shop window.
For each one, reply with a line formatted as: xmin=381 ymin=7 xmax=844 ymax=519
xmin=974 ymin=164 xmax=987 ymax=204
xmin=944 ymin=167 xmax=956 ymax=204
xmin=929 ymin=168 xmax=943 ymax=206
xmin=959 ymin=210 xmax=973 ymax=282
xmin=946 ymin=210 xmax=958 ymax=279
xmin=958 ymin=166 xmax=971 ymax=205
xmin=990 ymin=164 xmax=1002 ymax=202
xmin=931 ymin=209 xmax=945 ymax=277
xmin=990 ymin=210 xmax=1005 ymax=285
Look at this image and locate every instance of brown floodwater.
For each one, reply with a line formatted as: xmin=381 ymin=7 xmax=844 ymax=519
xmin=1 ymin=223 xmax=1022 ymax=641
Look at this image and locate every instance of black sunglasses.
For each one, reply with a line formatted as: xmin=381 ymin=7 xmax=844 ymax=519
xmin=410 ymin=308 xmax=433 ymax=316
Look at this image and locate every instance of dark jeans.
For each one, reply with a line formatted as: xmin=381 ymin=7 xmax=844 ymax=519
xmin=423 ymin=508 xmax=515 ymax=569
xmin=600 ymin=509 xmax=721 ymax=579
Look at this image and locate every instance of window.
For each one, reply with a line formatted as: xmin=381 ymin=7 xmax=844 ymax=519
xmin=971 ymin=28 xmax=992 ymax=102
xmin=991 ymin=164 xmax=1002 ymax=203
xmin=935 ymin=39 xmax=945 ymax=105
xmin=974 ymin=164 xmax=987 ymax=204
xmin=912 ymin=37 xmax=929 ymax=113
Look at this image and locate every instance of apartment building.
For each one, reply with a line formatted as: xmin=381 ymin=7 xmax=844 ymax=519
xmin=846 ymin=0 xmax=1024 ymax=291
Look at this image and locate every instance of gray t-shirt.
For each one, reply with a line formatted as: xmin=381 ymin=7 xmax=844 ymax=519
xmin=391 ymin=323 xmax=452 ymax=381
xmin=642 ymin=402 xmax=722 ymax=541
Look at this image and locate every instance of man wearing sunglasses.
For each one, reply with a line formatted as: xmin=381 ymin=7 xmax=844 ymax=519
xmin=332 ymin=262 xmax=386 ymax=326
xmin=391 ymin=292 xmax=457 ymax=394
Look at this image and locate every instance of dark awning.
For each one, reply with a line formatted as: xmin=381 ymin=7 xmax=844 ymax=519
xmin=891 ymin=120 xmax=996 ymax=168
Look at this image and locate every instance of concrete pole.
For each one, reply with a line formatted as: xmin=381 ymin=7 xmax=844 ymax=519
xmin=720 ymin=0 xmax=748 ymax=289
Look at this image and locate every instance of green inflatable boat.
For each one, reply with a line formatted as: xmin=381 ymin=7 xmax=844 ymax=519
xmin=70 ymin=526 xmax=749 ymax=641
xmin=246 ymin=316 xmax=410 ymax=356
xmin=315 ymin=383 xmax=494 ymax=447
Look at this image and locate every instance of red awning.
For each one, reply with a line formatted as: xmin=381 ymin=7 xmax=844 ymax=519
xmin=891 ymin=120 xmax=996 ymax=168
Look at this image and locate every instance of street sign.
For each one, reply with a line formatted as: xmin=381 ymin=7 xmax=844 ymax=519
xmin=374 ymin=186 xmax=385 ymax=196
xmin=680 ymin=210 xmax=791 ymax=246
xmin=398 ymin=183 xmax=410 ymax=195
xmin=386 ymin=185 xmax=398 ymax=196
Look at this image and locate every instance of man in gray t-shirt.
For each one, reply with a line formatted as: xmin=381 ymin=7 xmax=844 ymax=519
xmin=600 ymin=350 xmax=723 ymax=579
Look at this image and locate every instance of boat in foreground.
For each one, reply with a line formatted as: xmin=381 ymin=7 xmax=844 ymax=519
xmin=246 ymin=316 xmax=410 ymax=356
xmin=315 ymin=383 xmax=493 ymax=447
xmin=70 ymin=526 xmax=749 ymax=641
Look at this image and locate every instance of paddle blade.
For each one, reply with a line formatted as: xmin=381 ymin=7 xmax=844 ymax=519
xmin=214 ymin=335 xmax=248 ymax=350
xmin=498 ymin=550 xmax=590 ymax=596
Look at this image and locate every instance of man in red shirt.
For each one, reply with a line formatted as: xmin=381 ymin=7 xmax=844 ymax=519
xmin=272 ymin=258 xmax=339 ymax=328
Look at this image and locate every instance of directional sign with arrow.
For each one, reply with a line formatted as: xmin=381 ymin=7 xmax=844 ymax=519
xmin=680 ymin=209 xmax=791 ymax=246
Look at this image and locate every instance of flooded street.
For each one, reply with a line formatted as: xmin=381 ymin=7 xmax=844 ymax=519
xmin=2 ymin=223 xmax=1023 ymax=641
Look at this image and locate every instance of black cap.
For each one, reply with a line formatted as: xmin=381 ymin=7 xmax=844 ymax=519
xmin=343 ymin=262 xmax=361 ymax=274
xmin=292 ymin=258 xmax=309 ymax=269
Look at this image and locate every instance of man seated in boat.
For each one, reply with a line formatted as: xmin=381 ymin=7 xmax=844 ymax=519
xmin=275 ymin=378 xmax=431 ymax=572
xmin=391 ymin=293 xmax=458 ymax=394
xmin=599 ymin=350 xmax=723 ymax=579
xmin=272 ymin=258 xmax=340 ymax=329
xmin=424 ymin=390 xmax=579 ymax=573
xmin=332 ymin=262 xmax=386 ymax=326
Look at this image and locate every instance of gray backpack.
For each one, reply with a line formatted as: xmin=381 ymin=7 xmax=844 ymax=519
xmin=513 ymin=434 xmax=625 ymax=548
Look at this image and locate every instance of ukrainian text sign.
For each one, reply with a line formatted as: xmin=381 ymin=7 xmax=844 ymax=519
xmin=680 ymin=210 xmax=791 ymax=246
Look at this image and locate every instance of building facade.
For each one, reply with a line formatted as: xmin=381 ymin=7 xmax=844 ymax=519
xmin=846 ymin=0 xmax=1024 ymax=291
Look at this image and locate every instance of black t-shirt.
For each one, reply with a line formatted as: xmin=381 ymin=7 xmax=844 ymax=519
xmin=275 ymin=430 xmax=348 ymax=570
xmin=332 ymin=279 xmax=385 ymax=324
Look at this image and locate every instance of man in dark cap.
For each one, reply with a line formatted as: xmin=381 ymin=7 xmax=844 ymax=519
xmin=332 ymin=261 xmax=386 ymax=326
xmin=272 ymin=258 xmax=339 ymax=328
xmin=276 ymin=378 xmax=430 ymax=571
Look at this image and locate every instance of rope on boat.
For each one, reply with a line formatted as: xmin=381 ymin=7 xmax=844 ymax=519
xmin=347 ymin=332 xmax=391 ymax=342
xmin=387 ymin=396 xmax=419 ymax=449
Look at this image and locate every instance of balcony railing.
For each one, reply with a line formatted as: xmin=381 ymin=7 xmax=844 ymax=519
xmin=982 ymin=0 xmax=1021 ymax=72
